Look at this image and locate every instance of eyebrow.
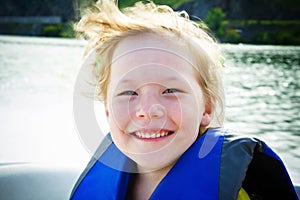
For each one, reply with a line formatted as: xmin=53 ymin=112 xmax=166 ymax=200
xmin=117 ymin=79 xmax=133 ymax=84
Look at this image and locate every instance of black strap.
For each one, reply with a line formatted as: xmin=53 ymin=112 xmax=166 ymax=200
xmin=243 ymin=152 xmax=298 ymax=200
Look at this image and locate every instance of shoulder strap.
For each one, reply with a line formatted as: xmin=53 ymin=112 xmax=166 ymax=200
xmin=243 ymin=144 xmax=298 ymax=199
xmin=219 ymin=134 xmax=259 ymax=199
xmin=70 ymin=134 xmax=134 ymax=200
xmin=69 ymin=134 xmax=113 ymax=199
xmin=149 ymin=128 xmax=225 ymax=199
xmin=220 ymin=134 xmax=298 ymax=200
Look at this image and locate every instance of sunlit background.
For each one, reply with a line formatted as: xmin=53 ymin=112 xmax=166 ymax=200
xmin=0 ymin=0 xmax=299 ymax=185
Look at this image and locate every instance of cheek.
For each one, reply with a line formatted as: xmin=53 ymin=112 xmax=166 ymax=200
xmin=107 ymin=99 xmax=131 ymax=131
xmin=165 ymin=101 xmax=182 ymax=123
xmin=163 ymin=96 xmax=202 ymax=126
xmin=180 ymin=97 xmax=203 ymax=129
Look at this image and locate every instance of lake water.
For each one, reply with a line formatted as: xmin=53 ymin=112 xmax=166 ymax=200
xmin=0 ymin=35 xmax=299 ymax=183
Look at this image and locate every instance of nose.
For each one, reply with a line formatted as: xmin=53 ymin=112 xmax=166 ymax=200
xmin=134 ymin=91 xmax=165 ymax=120
xmin=136 ymin=103 xmax=165 ymax=119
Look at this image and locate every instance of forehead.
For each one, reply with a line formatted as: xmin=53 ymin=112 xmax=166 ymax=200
xmin=110 ymin=33 xmax=197 ymax=81
xmin=112 ymin=32 xmax=194 ymax=63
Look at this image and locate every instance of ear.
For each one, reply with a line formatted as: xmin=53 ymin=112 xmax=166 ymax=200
xmin=105 ymin=109 xmax=109 ymax=118
xmin=104 ymin=103 xmax=109 ymax=118
xmin=200 ymin=113 xmax=211 ymax=126
xmin=200 ymin=103 xmax=212 ymax=127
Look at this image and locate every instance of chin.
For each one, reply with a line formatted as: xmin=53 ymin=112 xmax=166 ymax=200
xmin=127 ymin=152 xmax=178 ymax=173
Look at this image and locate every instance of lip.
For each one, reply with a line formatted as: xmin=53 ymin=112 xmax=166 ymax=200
xmin=129 ymin=129 xmax=175 ymax=140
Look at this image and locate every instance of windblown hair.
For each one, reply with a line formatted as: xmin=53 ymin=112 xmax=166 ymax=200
xmin=75 ymin=0 xmax=225 ymax=126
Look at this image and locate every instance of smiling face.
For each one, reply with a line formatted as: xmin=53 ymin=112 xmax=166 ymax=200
xmin=105 ymin=33 xmax=211 ymax=172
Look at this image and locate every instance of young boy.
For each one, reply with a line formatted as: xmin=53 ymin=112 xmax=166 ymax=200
xmin=70 ymin=1 xmax=298 ymax=199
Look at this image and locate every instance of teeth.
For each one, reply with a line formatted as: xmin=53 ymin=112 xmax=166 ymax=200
xmin=134 ymin=131 xmax=170 ymax=139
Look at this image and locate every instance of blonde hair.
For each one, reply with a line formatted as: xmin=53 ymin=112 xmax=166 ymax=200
xmin=76 ymin=0 xmax=225 ymax=126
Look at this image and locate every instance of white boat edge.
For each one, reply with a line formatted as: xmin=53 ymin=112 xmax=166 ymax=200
xmin=0 ymin=162 xmax=299 ymax=199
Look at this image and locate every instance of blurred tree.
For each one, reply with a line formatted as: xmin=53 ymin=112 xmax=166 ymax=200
xmin=1 ymin=0 xmax=298 ymax=20
xmin=204 ymin=7 xmax=226 ymax=38
xmin=73 ymin=0 xmax=192 ymax=19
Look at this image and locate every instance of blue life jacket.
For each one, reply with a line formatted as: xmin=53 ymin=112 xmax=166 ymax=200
xmin=70 ymin=128 xmax=298 ymax=199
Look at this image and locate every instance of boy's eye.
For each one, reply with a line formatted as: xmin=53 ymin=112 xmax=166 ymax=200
xmin=162 ymin=88 xmax=181 ymax=94
xmin=119 ymin=90 xmax=138 ymax=96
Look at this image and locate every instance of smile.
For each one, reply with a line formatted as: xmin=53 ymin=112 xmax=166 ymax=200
xmin=133 ymin=130 xmax=174 ymax=139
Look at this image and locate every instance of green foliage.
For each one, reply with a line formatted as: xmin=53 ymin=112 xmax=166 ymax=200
xmin=224 ymin=20 xmax=300 ymax=26
xmin=204 ymin=7 xmax=226 ymax=39
xmin=43 ymin=25 xmax=61 ymax=37
xmin=254 ymin=30 xmax=300 ymax=45
xmin=224 ymin=29 xmax=241 ymax=43
xmin=222 ymin=20 xmax=300 ymax=45
xmin=42 ymin=23 xmax=75 ymax=38
xmin=118 ymin=0 xmax=139 ymax=8
xmin=60 ymin=22 xmax=75 ymax=38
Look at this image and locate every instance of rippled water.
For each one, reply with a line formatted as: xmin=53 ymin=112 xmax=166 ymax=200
xmin=222 ymin=44 xmax=300 ymax=182
xmin=0 ymin=36 xmax=89 ymax=167
xmin=0 ymin=36 xmax=299 ymax=182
